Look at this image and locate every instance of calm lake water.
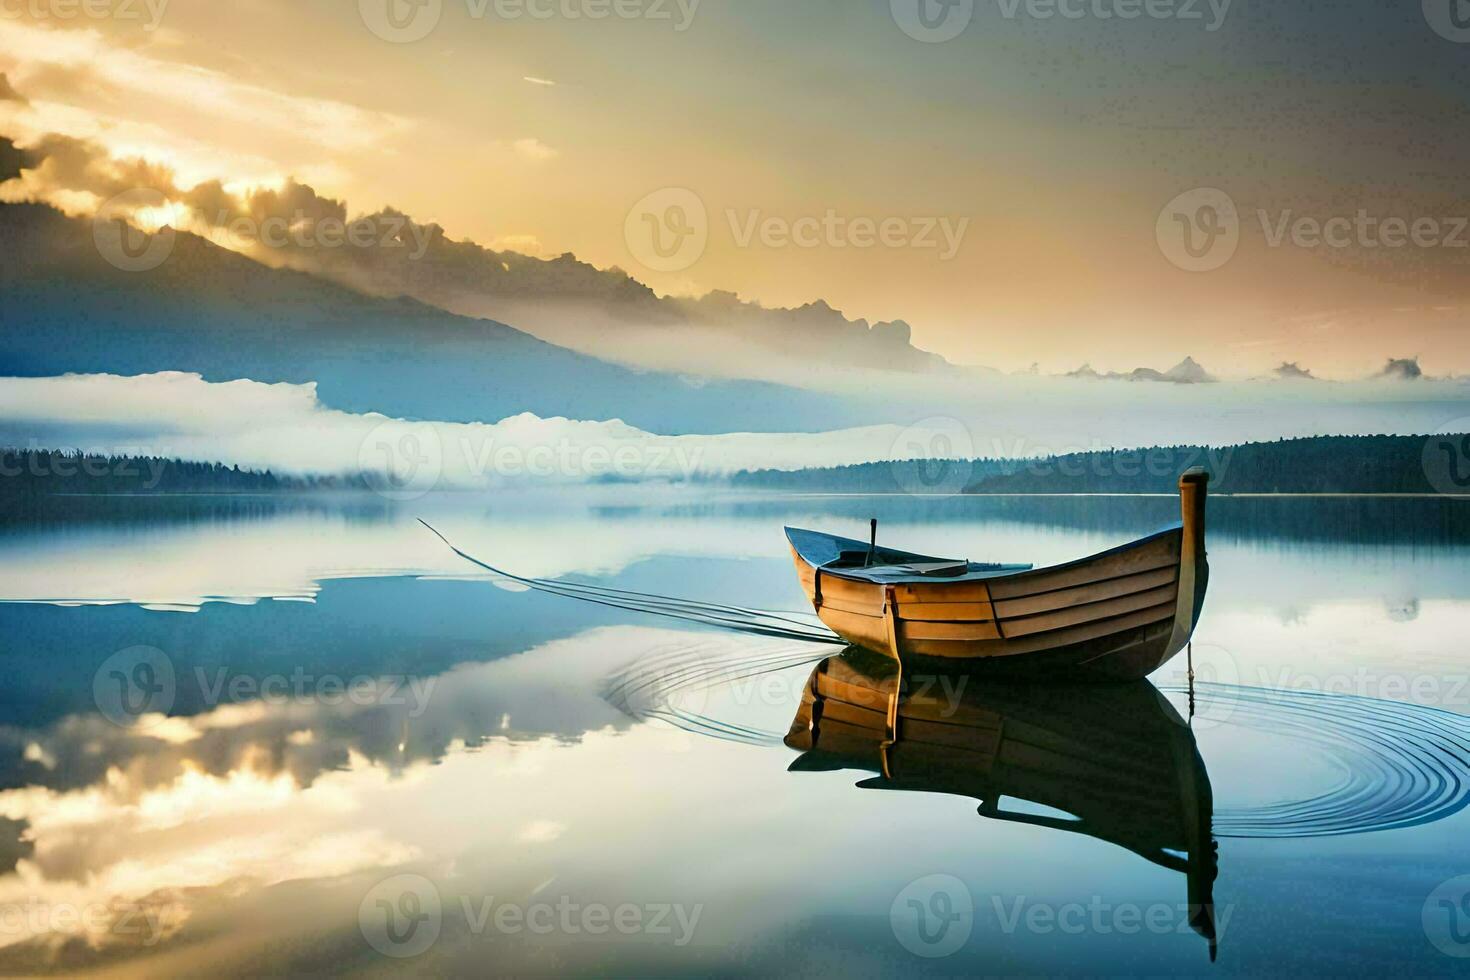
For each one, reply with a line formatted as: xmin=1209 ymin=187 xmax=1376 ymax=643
xmin=1 ymin=490 xmax=1468 ymax=976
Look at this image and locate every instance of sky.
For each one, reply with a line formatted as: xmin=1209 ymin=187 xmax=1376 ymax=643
xmin=1 ymin=0 xmax=1468 ymax=376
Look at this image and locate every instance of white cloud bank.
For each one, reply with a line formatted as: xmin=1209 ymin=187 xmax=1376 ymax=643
xmin=0 ymin=372 xmax=946 ymax=487
xmin=4 ymin=372 xmax=1470 ymax=495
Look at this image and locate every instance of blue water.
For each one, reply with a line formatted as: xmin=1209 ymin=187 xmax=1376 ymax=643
xmin=0 ymin=490 xmax=1467 ymax=976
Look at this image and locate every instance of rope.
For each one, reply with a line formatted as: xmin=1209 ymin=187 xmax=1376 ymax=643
xmin=420 ymin=520 xmax=846 ymax=646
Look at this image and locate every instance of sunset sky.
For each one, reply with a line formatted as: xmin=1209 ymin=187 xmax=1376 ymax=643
xmin=2 ymin=0 xmax=1468 ymax=376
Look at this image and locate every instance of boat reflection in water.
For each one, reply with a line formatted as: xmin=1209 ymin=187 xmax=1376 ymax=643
xmin=784 ymin=649 xmax=1220 ymax=959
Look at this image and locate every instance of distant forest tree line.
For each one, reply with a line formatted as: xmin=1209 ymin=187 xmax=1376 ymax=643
xmin=5 ymin=434 xmax=1469 ymax=500
xmin=730 ymin=434 xmax=1470 ymax=495
xmin=0 ymin=449 xmax=365 ymax=502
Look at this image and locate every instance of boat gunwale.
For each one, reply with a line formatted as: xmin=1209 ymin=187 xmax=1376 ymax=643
xmin=785 ymin=522 xmax=1184 ymax=589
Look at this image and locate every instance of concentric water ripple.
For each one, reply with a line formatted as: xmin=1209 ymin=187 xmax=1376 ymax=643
xmin=606 ymin=639 xmax=1470 ymax=840
xmin=601 ymin=635 xmax=824 ymax=745
xmin=1166 ymin=682 xmax=1470 ymax=839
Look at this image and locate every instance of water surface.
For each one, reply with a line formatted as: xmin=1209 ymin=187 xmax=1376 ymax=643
xmin=0 ymin=491 xmax=1467 ymax=976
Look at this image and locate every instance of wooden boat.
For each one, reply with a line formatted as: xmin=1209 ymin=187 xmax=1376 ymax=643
xmin=785 ymin=651 xmax=1218 ymax=957
xmin=785 ymin=468 xmax=1210 ymax=680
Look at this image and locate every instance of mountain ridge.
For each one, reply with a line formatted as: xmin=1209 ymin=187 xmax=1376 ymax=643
xmin=0 ymin=202 xmax=875 ymax=434
xmin=1066 ymin=356 xmax=1217 ymax=384
xmin=0 ymin=131 xmax=952 ymax=387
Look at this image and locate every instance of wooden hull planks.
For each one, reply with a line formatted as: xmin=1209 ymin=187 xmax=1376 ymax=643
xmin=786 ymin=469 xmax=1211 ymax=681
